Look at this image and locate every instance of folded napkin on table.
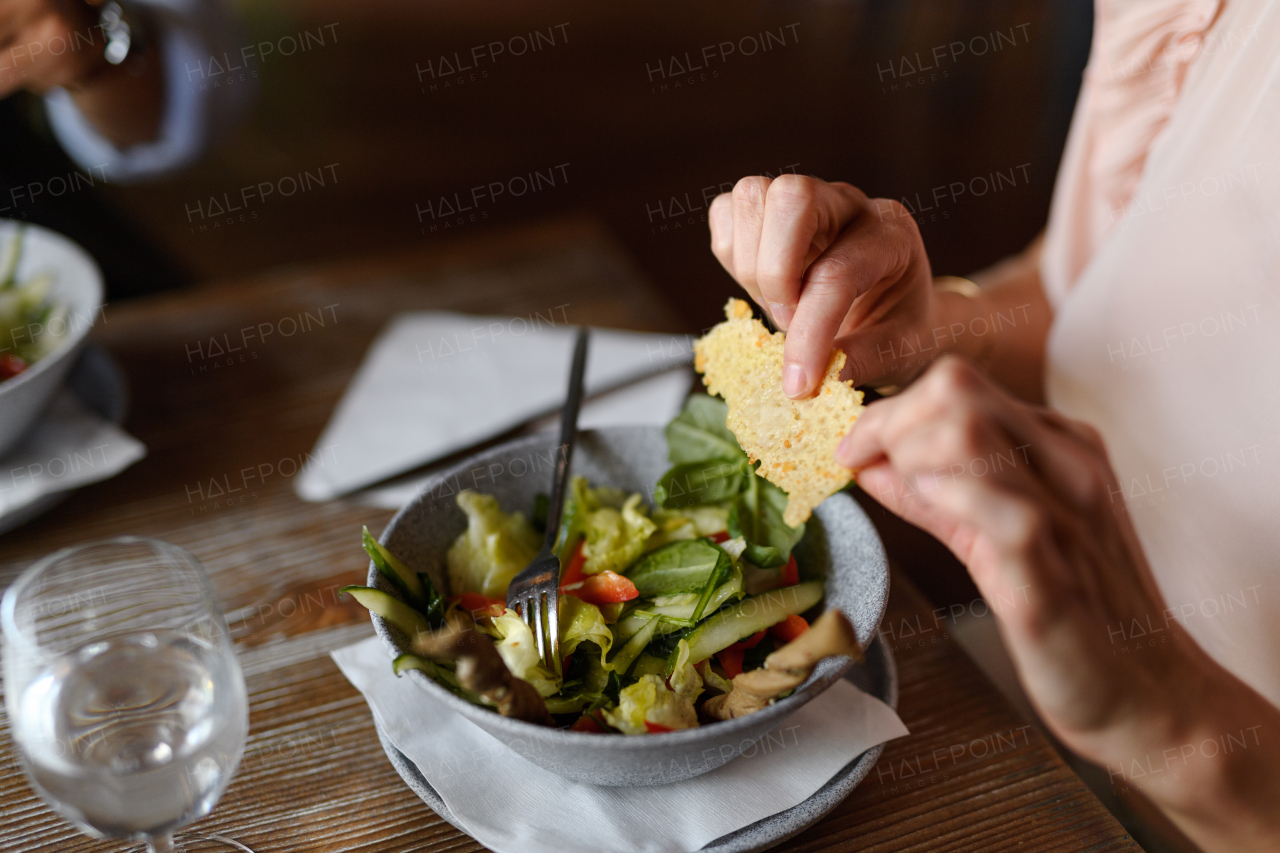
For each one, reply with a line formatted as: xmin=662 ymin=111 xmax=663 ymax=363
xmin=354 ymin=367 xmax=693 ymax=510
xmin=0 ymin=390 xmax=146 ymax=525
xmin=296 ymin=312 xmax=695 ymax=503
xmin=333 ymin=636 xmax=908 ymax=853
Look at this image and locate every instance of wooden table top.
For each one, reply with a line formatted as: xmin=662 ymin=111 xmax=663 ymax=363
xmin=0 ymin=218 xmax=1139 ymax=852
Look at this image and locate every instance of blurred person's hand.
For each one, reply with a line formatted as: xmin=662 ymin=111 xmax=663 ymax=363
xmin=1 ymin=0 xmax=162 ymax=145
xmin=837 ymin=357 xmax=1280 ymax=853
xmin=0 ymin=0 xmax=105 ymax=95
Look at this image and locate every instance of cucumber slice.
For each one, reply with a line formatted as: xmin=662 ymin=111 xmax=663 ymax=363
xmin=613 ymin=611 xmax=651 ymax=642
xmin=656 ymin=572 xmax=744 ymax=620
xmin=393 ymin=652 xmax=443 ymax=678
xmin=608 ymin=614 xmax=661 ymax=675
xmin=615 ymin=570 xmax=745 ymax=641
xmin=363 ymin=527 xmax=427 ymax=603
xmin=650 ymin=592 xmax=699 ymax=608
xmin=545 ymin=694 xmax=590 ymax=715
xmin=704 ymin=571 xmax=744 ymax=614
xmin=342 ymin=586 xmax=431 ymax=638
xmin=394 ymin=653 xmax=483 ymax=703
xmin=683 ymin=581 xmax=824 ymax=664
xmin=630 ymin=653 xmax=668 ymax=678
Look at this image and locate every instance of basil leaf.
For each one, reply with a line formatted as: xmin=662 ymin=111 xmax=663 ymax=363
xmin=728 ymin=471 xmax=804 ymax=568
xmin=665 ymin=394 xmax=746 ymax=464
xmin=653 ymin=459 xmax=747 ymax=508
xmin=689 ymin=547 xmax=735 ymax=622
xmin=624 ymin=539 xmax=729 ymax=597
xmin=553 ymin=477 xmax=589 ymax=560
xmin=644 ymin=625 xmax=692 ymax=661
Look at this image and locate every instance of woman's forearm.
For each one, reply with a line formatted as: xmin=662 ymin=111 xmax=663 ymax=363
xmin=930 ymin=234 xmax=1054 ymax=402
xmin=1155 ymin=682 xmax=1280 ymax=853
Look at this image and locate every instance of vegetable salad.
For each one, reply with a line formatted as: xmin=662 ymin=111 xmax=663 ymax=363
xmin=0 ymin=228 xmax=69 ymax=382
xmin=348 ymin=394 xmax=824 ymax=734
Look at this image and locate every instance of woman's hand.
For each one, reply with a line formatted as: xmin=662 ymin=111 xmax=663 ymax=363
xmin=709 ymin=175 xmax=942 ymax=396
xmin=837 ymin=357 xmax=1280 ymax=852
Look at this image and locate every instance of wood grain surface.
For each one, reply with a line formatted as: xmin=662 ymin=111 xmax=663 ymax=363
xmin=0 ymin=218 xmax=1139 ymax=852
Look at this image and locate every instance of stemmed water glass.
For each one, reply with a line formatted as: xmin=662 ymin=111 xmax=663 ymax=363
xmin=2 ymin=537 xmax=254 ymax=853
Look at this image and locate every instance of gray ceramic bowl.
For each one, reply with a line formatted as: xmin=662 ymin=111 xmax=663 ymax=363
xmin=368 ymin=426 xmax=889 ymax=786
xmin=0 ymin=221 xmax=104 ymax=457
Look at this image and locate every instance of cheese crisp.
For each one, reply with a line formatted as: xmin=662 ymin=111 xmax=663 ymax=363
xmin=694 ymin=298 xmax=864 ymax=527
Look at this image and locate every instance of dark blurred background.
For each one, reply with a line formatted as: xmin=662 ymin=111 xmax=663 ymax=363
xmin=5 ymin=0 xmax=1092 ymax=313
xmin=2 ymin=0 xmax=1093 ymax=606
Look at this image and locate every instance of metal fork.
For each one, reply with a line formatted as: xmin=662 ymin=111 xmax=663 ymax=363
xmin=506 ymin=326 xmax=589 ymax=672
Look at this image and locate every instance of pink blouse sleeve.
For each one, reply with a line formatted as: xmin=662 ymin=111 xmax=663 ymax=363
xmin=1040 ymin=0 xmax=1223 ymax=305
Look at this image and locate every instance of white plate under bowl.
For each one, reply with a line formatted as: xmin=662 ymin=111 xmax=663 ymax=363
xmin=375 ymin=637 xmax=898 ymax=853
xmin=0 ymin=345 xmax=127 ymax=536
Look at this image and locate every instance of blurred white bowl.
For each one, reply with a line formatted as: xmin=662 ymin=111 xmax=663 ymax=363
xmin=0 ymin=221 xmax=105 ymax=458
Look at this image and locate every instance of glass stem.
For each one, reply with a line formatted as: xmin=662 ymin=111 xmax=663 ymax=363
xmin=147 ymin=833 xmax=177 ymax=853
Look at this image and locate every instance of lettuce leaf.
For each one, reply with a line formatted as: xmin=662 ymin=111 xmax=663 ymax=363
xmin=668 ymin=639 xmax=704 ymax=703
xmin=728 ymin=471 xmax=804 ymax=568
xmin=583 ymin=494 xmax=655 ymax=575
xmin=490 ymin=609 xmax=560 ymax=697
xmin=696 ymin=659 xmax=734 ymax=695
xmin=562 ymin=479 xmax=656 ymax=575
xmin=446 ymin=491 xmax=540 ymax=598
xmin=560 ymin=595 xmax=613 ymax=668
xmin=665 ymin=394 xmax=746 ymax=464
xmin=603 ymin=674 xmax=700 ymax=735
xmin=647 ymin=506 xmax=730 ymax=549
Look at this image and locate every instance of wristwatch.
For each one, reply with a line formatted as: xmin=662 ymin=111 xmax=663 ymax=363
xmin=86 ymin=0 xmax=149 ymax=70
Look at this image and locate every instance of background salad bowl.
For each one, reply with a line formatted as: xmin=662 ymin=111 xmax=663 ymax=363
xmin=366 ymin=425 xmax=890 ymax=787
xmin=0 ymin=221 xmax=105 ymax=457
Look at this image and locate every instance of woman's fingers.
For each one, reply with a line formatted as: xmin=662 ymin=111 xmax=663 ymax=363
xmin=728 ymin=177 xmax=772 ymax=307
xmin=783 ymin=198 xmax=928 ymax=395
xmin=709 ymin=193 xmax=735 ymax=278
xmin=756 ymin=178 xmax=865 ymax=330
xmin=710 ymin=176 xmax=935 ymax=395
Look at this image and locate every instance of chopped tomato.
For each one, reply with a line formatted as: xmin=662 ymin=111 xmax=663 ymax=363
xmin=716 ymin=630 xmax=768 ymax=678
xmin=560 ymin=542 xmax=638 ymax=605
xmin=770 ymin=614 xmax=809 ymax=643
xmin=708 ymin=531 xmax=731 ymax=543
xmin=716 ymin=647 xmax=745 ymax=678
xmin=644 ymin=721 xmax=675 ymax=734
xmin=447 ymin=592 xmax=505 ymax=619
xmin=571 ymin=713 xmax=606 ymax=733
xmin=780 ymin=555 xmax=799 ymax=586
xmin=559 ymin=539 xmax=588 ymax=589
xmin=563 ymin=570 xmax=639 ymax=605
xmin=0 ymin=354 xmax=27 ymax=380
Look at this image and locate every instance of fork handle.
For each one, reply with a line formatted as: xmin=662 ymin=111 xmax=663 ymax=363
xmin=542 ymin=327 xmax=589 ymax=555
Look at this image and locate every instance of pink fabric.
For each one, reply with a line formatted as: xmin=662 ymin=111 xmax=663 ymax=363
xmin=1041 ymin=0 xmax=1223 ymax=303
xmin=1043 ymin=0 xmax=1280 ymax=705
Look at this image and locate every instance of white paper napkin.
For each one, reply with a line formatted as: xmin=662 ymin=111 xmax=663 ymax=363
xmin=333 ymin=636 xmax=908 ymax=853
xmin=296 ymin=313 xmax=695 ymax=502
xmin=0 ymin=390 xmax=146 ymax=520
xmin=353 ymin=367 xmax=694 ymax=510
